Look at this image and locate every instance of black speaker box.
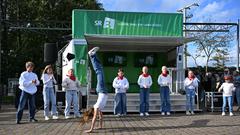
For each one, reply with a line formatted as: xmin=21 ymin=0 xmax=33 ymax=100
xmin=44 ymin=43 xmax=57 ymax=63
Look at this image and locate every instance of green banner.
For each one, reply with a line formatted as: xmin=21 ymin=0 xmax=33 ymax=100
xmin=74 ymin=44 xmax=87 ymax=85
xmin=72 ymin=10 xmax=183 ymax=38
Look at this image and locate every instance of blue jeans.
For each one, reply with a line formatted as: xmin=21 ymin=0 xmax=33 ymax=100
xmin=222 ymin=96 xmax=233 ymax=112
xmin=160 ymin=86 xmax=171 ymax=112
xmin=236 ymin=87 xmax=240 ymax=107
xmin=43 ymin=87 xmax=57 ymax=116
xmin=114 ymin=93 xmax=127 ymax=115
xmin=16 ymin=91 xmax=36 ymax=121
xmin=140 ymin=88 xmax=149 ymax=113
xmin=186 ymin=88 xmax=195 ymax=111
xmin=65 ymin=90 xmax=80 ymax=117
xmin=89 ymin=54 xmax=107 ymax=93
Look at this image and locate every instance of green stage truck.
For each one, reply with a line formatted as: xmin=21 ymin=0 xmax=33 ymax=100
xmin=62 ymin=10 xmax=193 ymax=95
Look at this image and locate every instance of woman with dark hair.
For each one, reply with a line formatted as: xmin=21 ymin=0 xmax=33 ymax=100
xmin=83 ymin=47 xmax=108 ymax=133
xmin=113 ymin=68 xmax=129 ymax=116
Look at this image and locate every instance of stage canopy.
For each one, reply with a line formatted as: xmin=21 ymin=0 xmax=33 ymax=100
xmin=85 ymin=34 xmax=195 ymax=52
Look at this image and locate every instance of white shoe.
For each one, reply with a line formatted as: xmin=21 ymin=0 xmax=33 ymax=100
xmin=74 ymin=115 xmax=81 ymax=118
xmin=166 ymin=112 xmax=171 ymax=116
xmin=122 ymin=114 xmax=127 ymax=116
xmin=145 ymin=113 xmax=150 ymax=116
xmin=115 ymin=114 xmax=121 ymax=117
xmin=52 ymin=115 xmax=59 ymax=120
xmin=191 ymin=111 xmax=195 ymax=115
xmin=45 ymin=116 xmax=50 ymax=121
xmin=186 ymin=111 xmax=191 ymax=115
xmin=140 ymin=113 xmax=144 ymax=117
xmin=222 ymin=112 xmax=226 ymax=116
xmin=230 ymin=112 xmax=234 ymax=116
xmin=161 ymin=112 xmax=165 ymax=116
xmin=88 ymin=47 xmax=100 ymax=56
xmin=65 ymin=116 xmax=71 ymax=119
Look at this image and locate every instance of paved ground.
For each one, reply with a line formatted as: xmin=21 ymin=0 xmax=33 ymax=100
xmin=0 ymin=105 xmax=240 ymax=135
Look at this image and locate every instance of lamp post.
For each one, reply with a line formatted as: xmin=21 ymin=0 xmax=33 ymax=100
xmin=177 ymin=3 xmax=199 ymax=69
xmin=237 ymin=19 xmax=239 ymax=71
xmin=175 ymin=3 xmax=199 ymax=93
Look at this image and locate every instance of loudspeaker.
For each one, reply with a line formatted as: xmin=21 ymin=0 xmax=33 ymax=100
xmin=66 ymin=53 xmax=75 ymax=61
xmin=44 ymin=43 xmax=57 ymax=63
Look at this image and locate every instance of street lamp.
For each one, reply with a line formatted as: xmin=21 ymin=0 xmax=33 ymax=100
xmin=177 ymin=3 xmax=199 ymax=69
xmin=177 ymin=3 xmax=199 ymax=12
xmin=175 ymin=3 xmax=199 ymax=94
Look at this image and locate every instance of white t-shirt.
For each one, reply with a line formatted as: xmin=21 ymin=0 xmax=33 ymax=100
xmin=219 ymin=82 xmax=235 ymax=96
xmin=137 ymin=75 xmax=152 ymax=88
xmin=94 ymin=93 xmax=108 ymax=111
xmin=158 ymin=75 xmax=172 ymax=87
xmin=112 ymin=77 xmax=129 ymax=93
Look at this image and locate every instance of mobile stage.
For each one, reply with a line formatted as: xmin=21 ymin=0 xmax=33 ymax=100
xmin=62 ymin=10 xmax=196 ymax=112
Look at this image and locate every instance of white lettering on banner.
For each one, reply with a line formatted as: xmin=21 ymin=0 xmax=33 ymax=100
xmin=103 ymin=17 xmax=115 ymax=29
xmin=94 ymin=20 xmax=102 ymax=26
xmin=80 ymin=59 xmax=86 ymax=65
xmin=119 ymin=22 xmax=162 ymax=27
xmin=94 ymin=17 xmax=162 ymax=29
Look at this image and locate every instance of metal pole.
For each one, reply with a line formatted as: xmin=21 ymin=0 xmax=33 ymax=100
xmin=237 ymin=19 xmax=239 ymax=71
xmin=0 ymin=0 xmax=4 ymax=110
xmin=183 ymin=9 xmax=187 ymax=69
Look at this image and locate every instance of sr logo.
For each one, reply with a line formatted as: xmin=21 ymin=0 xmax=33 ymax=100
xmin=94 ymin=20 xmax=102 ymax=26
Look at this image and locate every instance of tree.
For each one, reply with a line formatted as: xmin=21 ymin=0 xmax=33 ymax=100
xmin=185 ymin=50 xmax=202 ymax=67
xmin=211 ymin=48 xmax=230 ymax=70
xmin=190 ymin=31 xmax=234 ymax=72
xmin=1 ymin=0 xmax=104 ymax=84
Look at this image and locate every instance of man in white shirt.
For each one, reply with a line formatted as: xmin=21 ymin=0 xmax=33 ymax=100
xmin=16 ymin=61 xmax=40 ymax=124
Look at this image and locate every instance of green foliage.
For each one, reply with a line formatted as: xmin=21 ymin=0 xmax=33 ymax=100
xmin=211 ymin=48 xmax=230 ymax=70
xmin=1 ymin=0 xmax=104 ymax=84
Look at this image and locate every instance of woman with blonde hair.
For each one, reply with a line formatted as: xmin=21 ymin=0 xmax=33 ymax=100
xmin=158 ymin=66 xmax=172 ymax=116
xmin=41 ymin=65 xmax=58 ymax=120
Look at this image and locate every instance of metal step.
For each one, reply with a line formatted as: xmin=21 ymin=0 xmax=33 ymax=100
xmin=87 ymin=93 xmax=190 ymax=112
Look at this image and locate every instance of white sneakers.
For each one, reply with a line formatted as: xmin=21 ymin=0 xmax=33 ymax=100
xmin=74 ymin=115 xmax=81 ymax=118
xmin=65 ymin=116 xmax=71 ymax=119
xmin=88 ymin=47 xmax=100 ymax=56
xmin=140 ymin=113 xmax=150 ymax=116
xmin=186 ymin=111 xmax=195 ymax=115
xmin=222 ymin=112 xmax=234 ymax=116
xmin=45 ymin=116 xmax=50 ymax=121
xmin=161 ymin=112 xmax=170 ymax=116
xmin=186 ymin=111 xmax=191 ymax=115
xmin=116 ymin=114 xmax=121 ymax=117
xmin=45 ymin=115 xmax=58 ymax=120
xmin=52 ymin=115 xmax=59 ymax=119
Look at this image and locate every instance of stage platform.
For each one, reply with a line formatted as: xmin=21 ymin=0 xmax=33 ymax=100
xmin=87 ymin=93 xmax=200 ymax=113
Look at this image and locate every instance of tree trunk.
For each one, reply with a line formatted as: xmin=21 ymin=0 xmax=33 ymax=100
xmin=205 ymin=57 xmax=210 ymax=73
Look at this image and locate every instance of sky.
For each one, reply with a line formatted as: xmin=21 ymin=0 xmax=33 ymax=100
xmin=98 ymin=0 xmax=240 ymax=67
